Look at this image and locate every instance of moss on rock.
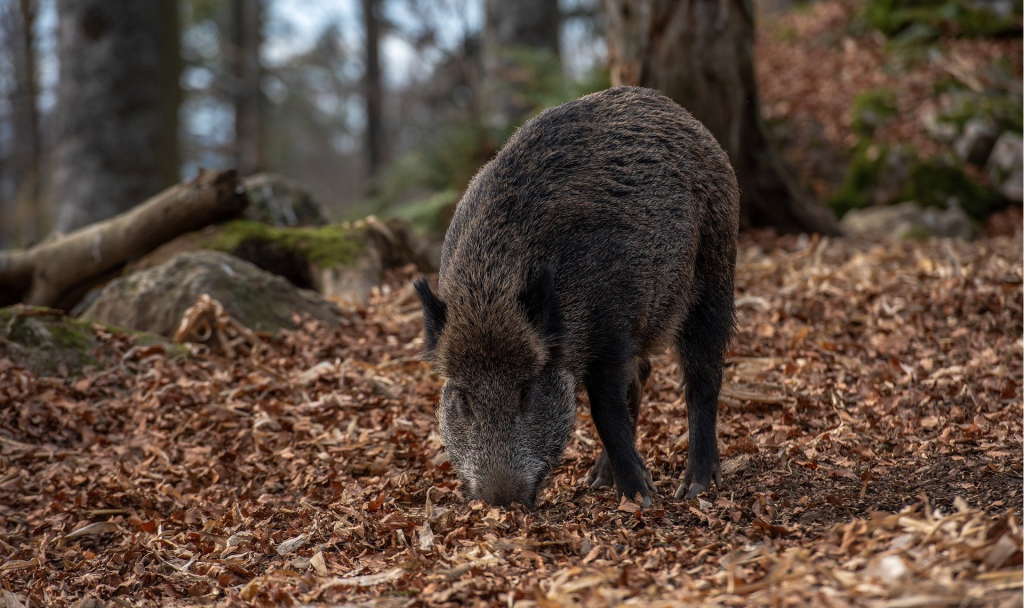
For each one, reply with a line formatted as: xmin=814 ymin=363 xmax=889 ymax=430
xmin=852 ymin=89 xmax=899 ymax=137
xmin=934 ymin=88 xmax=1024 ymax=136
xmin=83 ymin=251 xmax=341 ymax=337
xmin=0 ymin=306 xmax=185 ymax=377
xmin=827 ymin=143 xmax=890 ymax=217
xmin=211 ymin=220 xmax=366 ymax=268
xmin=862 ymin=0 xmax=1021 ymax=38
xmin=904 ymin=158 xmax=1007 ymax=219
xmin=828 ymin=143 xmax=1007 ymax=220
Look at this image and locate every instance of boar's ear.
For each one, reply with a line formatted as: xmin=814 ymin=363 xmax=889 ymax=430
xmin=520 ymin=264 xmax=563 ymax=359
xmin=415 ymin=278 xmax=447 ymax=354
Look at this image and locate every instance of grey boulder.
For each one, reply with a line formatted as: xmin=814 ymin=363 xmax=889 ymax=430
xmin=954 ymin=118 xmax=999 ymax=167
xmin=82 ymin=250 xmax=340 ymax=336
xmin=842 ymin=201 xmax=974 ymax=240
xmin=986 ymin=132 xmax=1023 ymax=203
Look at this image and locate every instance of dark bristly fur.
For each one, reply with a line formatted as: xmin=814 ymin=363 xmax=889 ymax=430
xmin=416 ymin=86 xmax=739 ymax=507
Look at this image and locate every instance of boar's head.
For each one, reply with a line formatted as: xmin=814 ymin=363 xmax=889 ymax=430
xmin=415 ymin=265 xmax=576 ymax=508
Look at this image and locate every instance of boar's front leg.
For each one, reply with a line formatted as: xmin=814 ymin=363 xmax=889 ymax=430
xmin=585 ymin=358 xmax=651 ymax=489
xmin=584 ymin=357 xmax=656 ymax=506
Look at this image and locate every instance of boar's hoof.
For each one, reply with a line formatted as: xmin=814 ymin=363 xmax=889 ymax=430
xmin=675 ymin=460 xmax=723 ymax=500
xmin=615 ymin=463 xmax=656 ymax=508
xmin=585 ymin=450 xmax=614 ymax=489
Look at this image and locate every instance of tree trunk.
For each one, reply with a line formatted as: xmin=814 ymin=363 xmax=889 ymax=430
xmin=157 ymin=0 xmax=182 ymax=188
xmin=230 ymin=0 xmax=264 ymax=176
xmin=605 ymin=0 xmax=839 ymax=234
xmin=482 ymin=0 xmax=562 ymax=130
xmin=53 ymin=0 xmax=182 ymax=233
xmin=3 ymin=0 xmax=43 ymax=243
xmin=361 ymin=0 xmax=385 ymax=178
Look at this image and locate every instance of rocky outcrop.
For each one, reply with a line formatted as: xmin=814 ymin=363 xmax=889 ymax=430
xmin=81 ymin=251 xmax=340 ymax=336
xmin=841 ymin=201 xmax=974 ymax=239
xmin=121 ymin=217 xmax=439 ymax=307
xmin=953 ymin=118 xmax=999 ymax=167
xmin=0 ymin=305 xmax=182 ymax=377
xmin=986 ymin=133 xmax=1023 ymax=203
xmin=242 ymin=173 xmax=329 ymax=227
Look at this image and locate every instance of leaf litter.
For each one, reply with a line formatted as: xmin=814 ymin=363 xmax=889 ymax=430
xmin=0 ymin=234 xmax=1021 ymax=607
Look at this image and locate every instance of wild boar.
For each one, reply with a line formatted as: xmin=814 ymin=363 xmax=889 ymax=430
xmin=415 ymin=86 xmax=739 ymax=507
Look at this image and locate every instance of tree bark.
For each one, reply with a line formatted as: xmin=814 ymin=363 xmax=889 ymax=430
xmin=157 ymin=0 xmax=182 ymax=188
xmin=482 ymin=0 xmax=562 ymax=130
xmin=361 ymin=0 xmax=385 ymax=178
xmin=53 ymin=0 xmax=182 ymax=233
xmin=2 ymin=0 xmax=43 ymax=244
xmin=230 ymin=0 xmax=264 ymax=176
xmin=0 ymin=170 xmax=248 ymax=309
xmin=605 ymin=0 xmax=839 ymax=234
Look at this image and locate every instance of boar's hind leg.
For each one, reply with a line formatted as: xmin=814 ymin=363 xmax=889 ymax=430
xmin=675 ymin=279 xmax=734 ymax=500
xmin=585 ymin=358 xmax=651 ymax=489
xmin=584 ymin=356 xmax=657 ymax=506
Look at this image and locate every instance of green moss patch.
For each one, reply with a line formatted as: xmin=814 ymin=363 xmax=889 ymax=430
xmin=852 ymin=89 xmax=899 ymax=137
xmin=904 ymin=158 xmax=1007 ymax=219
xmin=862 ymin=0 xmax=1021 ymax=38
xmin=828 ymin=144 xmax=1007 ymax=220
xmin=827 ymin=143 xmax=890 ymax=217
xmin=211 ymin=220 xmax=367 ymax=268
xmin=1 ymin=306 xmax=185 ymax=377
xmin=933 ymin=88 xmax=1024 ymax=135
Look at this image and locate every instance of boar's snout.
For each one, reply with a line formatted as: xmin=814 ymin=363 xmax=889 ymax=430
xmin=479 ymin=485 xmax=534 ymax=509
xmin=473 ymin=468 xmax=543 ymax=508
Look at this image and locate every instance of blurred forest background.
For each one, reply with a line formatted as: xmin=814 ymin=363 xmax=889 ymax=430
xmin=0 ymin=0 xmax=605 ymax=246
xmin=0 ymin=0 xmax=1021 ymax=248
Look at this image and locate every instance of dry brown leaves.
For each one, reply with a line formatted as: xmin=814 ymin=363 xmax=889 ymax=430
xmin=1 ymin=234 xmax=1021 ymax=607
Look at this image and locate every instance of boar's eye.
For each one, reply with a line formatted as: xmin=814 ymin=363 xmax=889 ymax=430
xmin=455 ymin=391 xmax=472 ymax=416
xmin=518 ymin=385 xmax=531 ymax=410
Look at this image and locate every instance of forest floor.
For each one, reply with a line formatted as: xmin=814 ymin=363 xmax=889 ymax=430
xmin=1 ymin=234 xmax=1021 ymax=607
xmin=755 ymin=0 xmax=1023 ymax=202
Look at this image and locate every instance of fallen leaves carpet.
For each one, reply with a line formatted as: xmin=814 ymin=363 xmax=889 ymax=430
xmin=1 ymin=234 xmax=1021 ymax=607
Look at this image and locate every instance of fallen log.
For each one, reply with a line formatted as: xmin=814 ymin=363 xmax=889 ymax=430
xmin=0 ymin=170 xmax=248 ymax=309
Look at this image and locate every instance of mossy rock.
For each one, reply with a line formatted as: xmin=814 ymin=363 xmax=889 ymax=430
xmin=194 ymin=221 xmax=369 ymax=291
xmin=0 ymin=306 xmax=185 ymax=377
xmin=242 ymin=173 xmax=328 ymax=227
xmin=828 ymin=143 xmax=1007 ymax=220
xmin=827 ymin=143 xmax=892 ymax=217
xmin=852 ymin=89 xmax=898 ymax=137
xmin=83 ymin=251 xmax=341 ymax=337
xmin=862 ymin=0 xmax=1022 ymax=38
xmin=123 ymin=217 xmax=438 ymax=306
xmin=841 ymin=200 xmax=975 ymax=239
xmin=933 ymin=88 xmax=1023 ymax=136
xmin=904 ymin=157 xmax=1007 ymax=219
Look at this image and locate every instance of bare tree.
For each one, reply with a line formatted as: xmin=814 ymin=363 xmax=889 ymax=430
xmin=605 ymin=0 xmax=838 ymax=234
xmin=362 ymin=0 xmax=386 ymax=178
xmin=482 ymin=0 xmax=561 ymax=130
xmin=230 ymin=0 xmax=264 ymax=176
xmin=53 ymin=0 xmax=182 ymax=232
xmin=2 ymin=0 xmax=43 ymax=243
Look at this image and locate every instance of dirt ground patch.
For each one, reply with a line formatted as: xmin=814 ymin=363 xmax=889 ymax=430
xmin=1 ymin=234 xmax=1021 ymax=607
